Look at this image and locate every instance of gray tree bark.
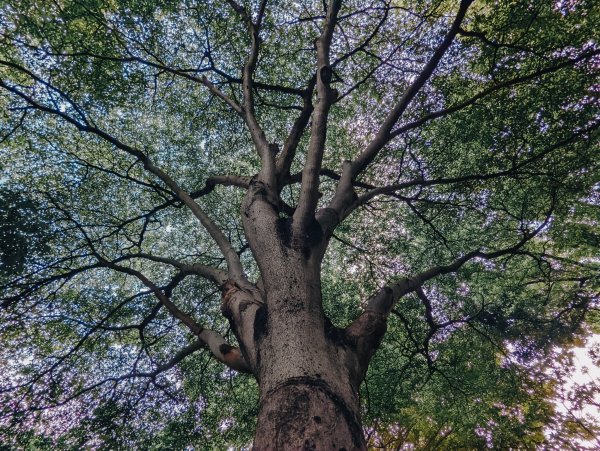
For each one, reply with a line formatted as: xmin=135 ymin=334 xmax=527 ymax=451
xmin=218 ymin=189 xmax=387 ymax=449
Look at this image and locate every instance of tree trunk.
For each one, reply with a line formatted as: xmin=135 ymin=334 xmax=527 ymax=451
xmin=251 ymin=267 xmax=366 ymax=450
xmin=237 ymin=192 xmax=376 ymax=449
xmin=254 ymin=378 xmax=364 ymax=450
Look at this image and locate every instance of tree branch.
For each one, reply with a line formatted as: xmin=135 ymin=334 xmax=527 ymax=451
xmin=6 ymin=41 xmax=306 ymax=96
xmin=275 ymin=75 xmax=317 ymax=186
xmin=371 ymin=205 xmax=554 ymax=317
xmin=389 ymin=48 xmax=600 ymax=139
xmin=227 ymin=0 xmax=275 ymax=187
xmin=320 ymin=0 xmax=473 ymax=234
xmin=293 ymin=0 xmax=343 ymax=234
xmin=101 ymin=259 xmax=251 ymax=373
xmin=343 ymin=201 xmax=554 ymax=375
xmin=340 ymin=120 xmax=600 ymax=224
xmin=110 ymin=252 xmax=228 ymax=286
xmin=0 ymin=75 xmax=247 ymax=283
xmin=356 ymin=0 xmax=471 ymax=164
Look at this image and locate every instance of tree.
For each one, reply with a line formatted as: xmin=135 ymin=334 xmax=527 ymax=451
xmin=0 ymin=0 xmax=599 ymax=448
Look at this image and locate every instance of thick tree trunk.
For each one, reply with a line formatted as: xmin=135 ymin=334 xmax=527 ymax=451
xmin=251 ymin=269 xmax=366 ymax=450
xmin=254 ymin=378 xmax=364 ymax=450
xmin=236 ymin=191 xmax=379 ymax=449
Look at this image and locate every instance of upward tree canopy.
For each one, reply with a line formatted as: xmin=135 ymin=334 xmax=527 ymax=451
xmin=0 ymin=0 xmax=599 ymax=448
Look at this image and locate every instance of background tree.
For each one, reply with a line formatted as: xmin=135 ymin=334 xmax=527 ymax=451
xmin=0 ymin=0 xmax=599 ymax=448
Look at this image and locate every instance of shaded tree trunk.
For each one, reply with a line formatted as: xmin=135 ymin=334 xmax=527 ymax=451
xmin=254 ymin=377 xmax=364 ymax=450
xmin=219 ymin=191 xmax=387 ymax=449
xmin=252 ymin=268 xmax=366 ymax=450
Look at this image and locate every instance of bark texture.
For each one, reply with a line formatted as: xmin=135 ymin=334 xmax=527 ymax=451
xmin=235 ymin=186 xmax=384 ymax=449
xmin=251 ymin=270 xmax=365 ymax=449
xmin=254 ymin=378 xmax=364 ymax=450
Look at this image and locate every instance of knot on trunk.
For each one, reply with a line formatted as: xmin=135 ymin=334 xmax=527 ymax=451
xmin=220 ymin=280 xmax=263 ymax=319
xmin=220 ymin=280 xmax=239 ymax=318
xmin=217 ymin=343 xmax=252 ymax=374
xmin=247 ymin=177 xmax=280 ymax=212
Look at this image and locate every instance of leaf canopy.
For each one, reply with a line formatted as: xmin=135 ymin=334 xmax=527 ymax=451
xmin=0 ymin=0 xmax=599 ymax=448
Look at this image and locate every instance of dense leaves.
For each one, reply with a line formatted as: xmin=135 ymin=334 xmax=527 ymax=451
xmin=0 ymin=0 xmax=599 ymax=448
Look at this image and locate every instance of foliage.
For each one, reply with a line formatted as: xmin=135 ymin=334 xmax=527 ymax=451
xmin=0 ymin=0 xmax=599 ymax=448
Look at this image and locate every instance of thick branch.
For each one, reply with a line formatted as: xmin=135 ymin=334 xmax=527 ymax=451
xmin=293 ymin=0 xmax=343 ymax=233
xmin=389 ymin=48 xmax=600 ymax=139
xmin=341 ymin=120 xmax=600 ymax=224
xmin=227 ymin=0 xmax=275 ymax=185
xmin=198 ymin=174 xmax=252 ymax=193
xmin=111 ymin=252 xmax=228 ymax=286
xmin=354 ymin=0 xmax=471 ymax=170
xmin=102 ymin=260 xmax=251 ymax=373
xmin=275 ymin=75 xmax=317 ymax=186
xmin=344 ymin=206 xmax=553 ymax=373
xmin=377 ymin=209 xmax=552 ymax=317
xmin=220 ymin=280 xmax=264 ymax=371
xmin=320 ymin=0 xmax=473 ymax=232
